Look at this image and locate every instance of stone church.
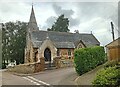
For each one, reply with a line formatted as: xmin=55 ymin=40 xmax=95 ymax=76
xmin=24 ymin=6 xmax=100 ymax=67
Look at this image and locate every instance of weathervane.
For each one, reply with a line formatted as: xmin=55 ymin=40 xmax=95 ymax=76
xmin=32 ymin=1 xmax=33 ymax=6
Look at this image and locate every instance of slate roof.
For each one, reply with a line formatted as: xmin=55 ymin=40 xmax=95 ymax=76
xmin=32 ymin=41 xmax=43 ymax=48
xmin=54 ymin=42 xmax=75 ymax=48
xmin=31 ymin=30 xmax=100 ymax=48
xmin=28 ymin=5 xmax=100 ymax=49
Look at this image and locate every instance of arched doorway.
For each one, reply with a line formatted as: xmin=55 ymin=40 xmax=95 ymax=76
xmin=44 ymin=48 xmax=51 ymax=62
xmin=44 ymin=48 xmax=51 ymax=68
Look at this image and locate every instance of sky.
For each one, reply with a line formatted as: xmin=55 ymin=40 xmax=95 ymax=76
xmin=0 ymin=0 xmax=119 ymax=46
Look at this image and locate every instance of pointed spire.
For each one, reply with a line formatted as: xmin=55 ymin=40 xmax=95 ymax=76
xmin=28 ymin=4 xmax=38 ymax=31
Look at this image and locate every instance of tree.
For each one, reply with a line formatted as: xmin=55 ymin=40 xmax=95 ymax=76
xmin=2 ymin=23 xmax=9 ymax=68
xmin=47 ymin=14 xmax=70 ymax=32
xmin=2 ymin=21 xmax=27 ymax=68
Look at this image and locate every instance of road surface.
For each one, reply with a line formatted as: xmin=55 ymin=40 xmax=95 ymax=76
xmin=2 ymin=67 xmax=78 ymax=86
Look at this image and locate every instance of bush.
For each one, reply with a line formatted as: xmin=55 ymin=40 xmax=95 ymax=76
xmin=92 ymin=66 xmax=120 ymax=86
xmin=74 ymin=46 xmax=106 ymax=75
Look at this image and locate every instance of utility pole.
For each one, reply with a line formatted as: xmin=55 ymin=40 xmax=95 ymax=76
xmin=111 ymin=22 xmax=115 ymax=41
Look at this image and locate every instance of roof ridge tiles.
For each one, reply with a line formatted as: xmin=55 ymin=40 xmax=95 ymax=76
xmin=32 ymin=30 xmax=92 ymax=35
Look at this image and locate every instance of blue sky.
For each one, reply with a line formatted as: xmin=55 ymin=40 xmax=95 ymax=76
xmin=0 ymin=0 xmax=119 ymax=46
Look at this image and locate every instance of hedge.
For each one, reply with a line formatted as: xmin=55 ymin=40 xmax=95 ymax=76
xmin=74 ymin=46 xmax=106 ymax=75
xmin=92 ymin=66 xmax=120 ymax=86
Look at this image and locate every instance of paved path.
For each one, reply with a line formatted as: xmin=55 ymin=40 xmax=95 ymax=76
xmin=75 ymin=65 xmax=104 ymax=85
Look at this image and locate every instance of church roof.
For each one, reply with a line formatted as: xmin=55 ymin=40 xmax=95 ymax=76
xmin=31 ymin=30 xmax=100 ymax=48
xmin=28 ymin=5 xmax=100 ymax=49
xmin=54 ymin=42 xmax=75 ymax=48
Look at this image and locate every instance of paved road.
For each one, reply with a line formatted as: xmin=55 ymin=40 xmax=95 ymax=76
xmin=31 ymin=67 xmax=78 ymax=85
xmin=2 ymin=70 xmax=34 ymax=85
xmin=2 ymin=67 xmax=78 ymax=85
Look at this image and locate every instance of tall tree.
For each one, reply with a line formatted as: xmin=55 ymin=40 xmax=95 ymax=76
xmin=47 ymin=14 xmax=70 ymax=32
xmin=2 ymin=23 xmax=9 ymax=68
xmin=2 ymin=21 xmax=27 ymax=68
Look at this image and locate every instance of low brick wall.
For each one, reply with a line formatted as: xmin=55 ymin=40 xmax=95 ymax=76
xmin=8 ymin=57 xmax=45 ymax=74
xmin=54 ymin=57 xmax=74 ymax=68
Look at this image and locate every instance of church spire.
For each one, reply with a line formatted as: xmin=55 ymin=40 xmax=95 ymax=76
xmin=28 ymin=4 xmax=38 ymax=31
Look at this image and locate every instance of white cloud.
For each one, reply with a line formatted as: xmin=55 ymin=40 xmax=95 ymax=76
xmin=0 ymin=1 xmax=118 ymax=46
xmin=0 ymin=2 xmax=30 ymax=22
xmin=70 ymin=16 xmax=118 ymax=46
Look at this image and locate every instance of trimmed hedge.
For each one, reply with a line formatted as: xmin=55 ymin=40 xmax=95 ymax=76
xmin=74 ymin=46 xmax=106 ymax=75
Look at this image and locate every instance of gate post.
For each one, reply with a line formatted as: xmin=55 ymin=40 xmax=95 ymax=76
xmin=40 ymin=57 xmax=45 ymax=71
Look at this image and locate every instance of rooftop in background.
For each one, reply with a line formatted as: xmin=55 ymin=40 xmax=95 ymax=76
xmin=106 ymin=37 xmax=120 ymax=47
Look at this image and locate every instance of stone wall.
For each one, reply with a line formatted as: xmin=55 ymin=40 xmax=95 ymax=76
xmin=8 ymin=63 xmax=35 ymax=74
xmin=8 ymin=57 xmax=45 ymax=74
xmin=53 ymin=57 xmax=74 ymax=68
xmin=34 ymin=57 xmax=45 ymax=72
xmin=30 ymin=44 xmax=34 ymax=63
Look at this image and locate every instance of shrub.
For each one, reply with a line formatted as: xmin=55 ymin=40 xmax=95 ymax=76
xmin=92 ymin=66 xmax=120 ymax=86
xmin=74 ymin=46 xmax=106 ymax=75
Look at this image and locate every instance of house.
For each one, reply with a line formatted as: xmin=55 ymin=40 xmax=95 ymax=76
xmin=106 ymin=37 xmax=120 ymax=61
xmin=24 ymin=6 xmax=100 ymax=68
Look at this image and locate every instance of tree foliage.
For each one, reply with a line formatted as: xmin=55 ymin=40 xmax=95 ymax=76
xmin=2 ymin=21 xmax=27 ymax=68
xmin=47 ymin=14 xmax=70 ymax=32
